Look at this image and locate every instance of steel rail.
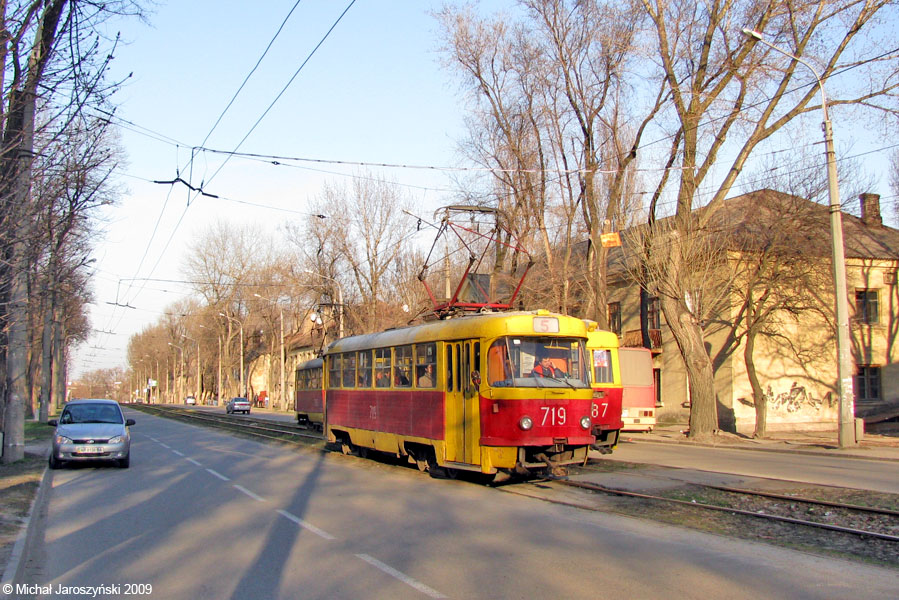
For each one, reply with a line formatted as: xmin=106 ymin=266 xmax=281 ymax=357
xmin=550 ymin=478 xmax=899 ymax=543
xmin=575 ymin=461 xmax=899 ymax=517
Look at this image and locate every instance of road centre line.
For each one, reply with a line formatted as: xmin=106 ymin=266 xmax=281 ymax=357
xmin=159 ymin=443 xmax=170 ymax=449
xmin=186 ymin=458 xmax=202 ymax=467
xmin=276 ymin=509 xmax=337 ymax=540
xmin=206 ymin=469 xmax=230 ymax=481
xmin=355 ymin=554 xmax=446 ymax=599
xmin=234 ymin=485 xmax=266 ymax=502
xmin=171 ymin=449 xmax=184 ymax=457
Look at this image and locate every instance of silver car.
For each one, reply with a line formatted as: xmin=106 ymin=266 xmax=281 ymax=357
xmin=48 ymin=399 xmax=135 ymax=469
xmin=226 ymin=397 xmax=251 ymax=414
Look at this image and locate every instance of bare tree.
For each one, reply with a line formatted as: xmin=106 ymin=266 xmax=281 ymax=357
xmin=1 ymin=0 xmax=143 ymax=462
xmin=638 ymin=0 xmax=899 ymax=438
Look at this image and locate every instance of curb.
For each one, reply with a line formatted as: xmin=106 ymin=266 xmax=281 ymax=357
xmin=621 ymin=435 xmax=899 ymax=462
xmin=0 ymin=464 xmax=50 ymax=593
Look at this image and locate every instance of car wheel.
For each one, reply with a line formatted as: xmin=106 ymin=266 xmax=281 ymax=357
xmin=117 ymin=454 xmax=130 ymax=468
xmin=49 ymin=454 xmax=62 ymax=469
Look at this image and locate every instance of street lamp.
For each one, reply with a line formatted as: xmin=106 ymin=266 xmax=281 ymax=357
xmin=182 ymin=333 xmax=201 ymax=401
xmin=219 ymin=313 xmax=245 ymax=398
xmin=305 ymin=270 xmax=344 ymax=338
xmin=255 ymin=293 xmax=286 ymax=411
xmin=168 ymin=342 xmax=184 ymax=403
xmin=743 ymin=29 xmax=856 ymax=447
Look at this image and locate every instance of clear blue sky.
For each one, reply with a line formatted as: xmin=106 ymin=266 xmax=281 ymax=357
xmin=75 ymin=0 xmax=495 ymax=377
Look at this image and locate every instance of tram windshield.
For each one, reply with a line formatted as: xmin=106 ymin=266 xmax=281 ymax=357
xmin=486 ymin=336 xmax=589 ymax=389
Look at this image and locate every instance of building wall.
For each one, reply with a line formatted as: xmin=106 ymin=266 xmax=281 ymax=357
xmin=608 ymin=256 xmax=899 ymax=432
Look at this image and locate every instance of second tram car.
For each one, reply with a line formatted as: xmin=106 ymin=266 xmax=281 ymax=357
xmin=618 ymin=347 xmax=656 ymax=432
xmin=294 ymin=357 xmax=325 ymax=429
xmin=300 ymin=310 xmax=602 ymax=477
xmin=584 ymin=329 xmax=624 ymax=452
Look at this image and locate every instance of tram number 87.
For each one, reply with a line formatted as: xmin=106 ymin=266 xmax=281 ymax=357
xmin=591 ymin=402 xmax=609 ymax=419
xmin=541 ymin=406 xmax=567 ymax=426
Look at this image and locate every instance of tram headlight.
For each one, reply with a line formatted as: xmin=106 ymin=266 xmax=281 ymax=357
xmin=580 ymin=416 xmax=591 ymax=430
xmin=518 ymin=416 xmax=534 ymax=431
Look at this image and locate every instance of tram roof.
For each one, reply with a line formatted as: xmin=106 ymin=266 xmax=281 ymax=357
xmin=325 ymin=310 xmax=590 ymax=354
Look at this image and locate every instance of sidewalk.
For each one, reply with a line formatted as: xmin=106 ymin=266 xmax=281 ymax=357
xmin=621 ymin=422 xmax=899 ymax=461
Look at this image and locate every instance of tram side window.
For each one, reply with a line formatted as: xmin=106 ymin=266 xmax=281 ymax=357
xmin=328 ymin=355 xmax=341 ymax=389
xmin=357 ymin=350 xmax=373 ymax=387
xmin=395 ymin=345 xmax=413 ymax=387
xmin=375 ymin=348 xmax=391 ymax=387
xmin=313 ymin=368 xmax=322 ymax=389
xmin=342 ymin=352 xmax=356 ymax=388
xmin=446 ymin=344 xmax=454 ymax=392
xmin=592 ymin=349 xmax=614 ymax=384
xmin=415 ymin=342 xmax=437 ymax=388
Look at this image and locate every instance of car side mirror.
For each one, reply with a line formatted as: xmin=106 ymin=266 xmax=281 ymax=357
xmin=47 ymin=419 xmax=58 ymax=427
xmin=125 ymin=419 xmax=136 ymax=426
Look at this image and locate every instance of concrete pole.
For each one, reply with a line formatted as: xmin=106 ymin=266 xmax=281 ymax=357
xmin=743 ymin=29 xmax=856 ymax=446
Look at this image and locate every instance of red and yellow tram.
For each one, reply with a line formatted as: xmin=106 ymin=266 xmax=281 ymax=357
xmin=584 ymin=329 xmax=624 ymax=452
xmin=297 ymin=310 xmax=603 ymax=477
xmin=294 ymin=357 xmax=324 ymax=429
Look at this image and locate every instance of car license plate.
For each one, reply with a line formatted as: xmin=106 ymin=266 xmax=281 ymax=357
xmin=75 ymin=446 xmax=104 ymax=454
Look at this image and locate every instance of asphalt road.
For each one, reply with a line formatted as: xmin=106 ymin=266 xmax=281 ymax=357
xmin=604 ymin=440 xmax=899 ymax=494
xmin=18 ymin=408 xmax=899 ymax=599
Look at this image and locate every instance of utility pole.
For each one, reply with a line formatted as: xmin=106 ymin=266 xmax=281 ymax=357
xmin=743 ymin=29 xmax=856 ymax=447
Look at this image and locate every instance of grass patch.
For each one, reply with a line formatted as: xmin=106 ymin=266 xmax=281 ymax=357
xmin=25 ymin=420 xmax=54 ymax=443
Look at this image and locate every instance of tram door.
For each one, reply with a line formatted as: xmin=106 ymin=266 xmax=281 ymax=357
xmin=445 ymin=340 xmax=480 ymax=465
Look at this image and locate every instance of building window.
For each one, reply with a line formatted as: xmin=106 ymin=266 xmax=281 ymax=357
xmin=854 ymin=289 xmax=879 ymax=324
xmin=854 ymin=366 xmax=881 ymax=402
xmin=607 ymin=302 xmax=621 ymax=335
xmin=647 ymin=296 xmax=661 ymax=330
xmin=653 ymin=368 xmax=663 ymax=408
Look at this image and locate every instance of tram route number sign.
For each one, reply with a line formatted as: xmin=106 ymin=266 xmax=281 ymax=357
xmin=533 ymin=317 xmax=559 ymax=333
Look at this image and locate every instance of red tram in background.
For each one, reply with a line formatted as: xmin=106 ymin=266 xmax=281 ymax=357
xmin=295 ymin=310 xmax=611 ymax=478
xmin=618 ymin=347 xmax=656 ymax=432
xmin=294 ymin=357 xmax=324 ymax=429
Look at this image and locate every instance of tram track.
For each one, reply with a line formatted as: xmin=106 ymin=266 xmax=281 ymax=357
xmin=130 ymin=404 xmax=899 ymax=565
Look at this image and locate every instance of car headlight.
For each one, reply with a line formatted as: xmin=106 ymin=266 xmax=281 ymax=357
xmin=108 ymin=435 xmax=125 ymax=444
xmin=518 ymin=416 xmax=533 ymax=431
xmin=55 ymin=435 xmax=72 ymax=445
xmin=580 ymin=416 xmax=591 ymax=430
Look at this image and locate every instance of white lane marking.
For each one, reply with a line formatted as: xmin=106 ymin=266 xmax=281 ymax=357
xmin=206 ymin=469 xmax=230 ymax=481
xmin=355 ymin=554 xmax=446 ymax=599
xmin=186 ymin=458 xmax=202 ymax=467
xmin=159 ymin=443 xmax=170 ymax=449
xmin=276 ymin=509 xmax=336 ymax=541
xmin=171 ymin=450 xmax=184 ymax=457
xmin=233 ymin=485 xmax=266 ymax=502
xmin=149 ymin=437 xmax=158 ymax=442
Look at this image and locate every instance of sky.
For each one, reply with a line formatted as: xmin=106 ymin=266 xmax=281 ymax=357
xmin=71 ymin=0 xmax=898 ymax=379
xmin=74 ymin=0 xmax=491 ymax=377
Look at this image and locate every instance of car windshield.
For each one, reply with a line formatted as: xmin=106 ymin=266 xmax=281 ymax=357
xmin=59 ymin=403 xmax=123 ymax=425
xmin=486 ymin=336 xmax=589 ymax=389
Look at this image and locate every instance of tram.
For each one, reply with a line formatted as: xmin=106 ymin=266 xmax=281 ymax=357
xmin=618 ymin=347 xmax=656 ymax=432
xmin=301 ymin=310 xmax=601 ymax=477
xmin=294 ymin=357 xmax=325 ymax=429
xmin=584 ymin=329 xmax=624 ymax=452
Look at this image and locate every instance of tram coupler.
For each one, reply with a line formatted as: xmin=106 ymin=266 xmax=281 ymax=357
xmin=535 ymin=452 xmax=568 ymax=478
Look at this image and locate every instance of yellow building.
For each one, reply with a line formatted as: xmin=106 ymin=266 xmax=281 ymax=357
xmin=606 ymin=189 xmax=899 ymax=434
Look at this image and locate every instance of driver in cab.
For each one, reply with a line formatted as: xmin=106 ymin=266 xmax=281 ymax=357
xmin=532 ymin=355 xmax=566 ymax=378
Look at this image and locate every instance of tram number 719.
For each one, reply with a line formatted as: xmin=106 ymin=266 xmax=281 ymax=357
xmin=541 ymin=406 xmax=567 ymax=426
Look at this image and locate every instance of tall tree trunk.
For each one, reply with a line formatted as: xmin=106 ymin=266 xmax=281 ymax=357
xmin=39 ymin=292 xmax=54 ymax=422
xmin=744 ymin=328 xmax=767 ymax=438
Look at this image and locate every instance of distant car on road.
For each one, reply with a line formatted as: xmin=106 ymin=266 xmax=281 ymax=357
xmin=226 ymin=397 xmax=251 ymax=414
xmin=47 ymin=398 xmax=135 ymax=469
xmin=185 ymin=395 xmax=197 ymax=405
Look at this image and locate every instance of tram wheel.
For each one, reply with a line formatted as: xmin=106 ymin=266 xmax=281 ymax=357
xmin=341 ymin=442 xmax=353 ymax=455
